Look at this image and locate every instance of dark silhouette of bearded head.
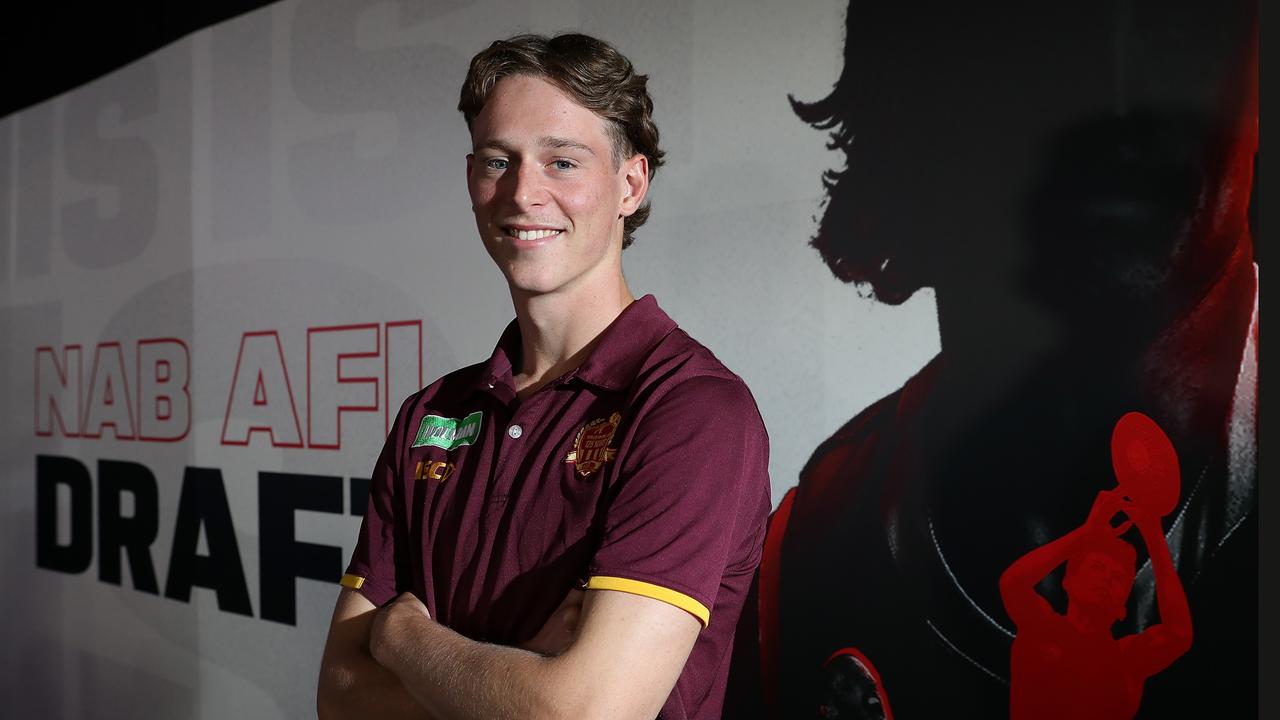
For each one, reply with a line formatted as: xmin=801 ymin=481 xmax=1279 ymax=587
xmin=793 ymin=1 xmax=1254 ymax=346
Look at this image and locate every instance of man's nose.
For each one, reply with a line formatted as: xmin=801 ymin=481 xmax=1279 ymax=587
xmin=506 ymin=161 xmax=547 ymax=209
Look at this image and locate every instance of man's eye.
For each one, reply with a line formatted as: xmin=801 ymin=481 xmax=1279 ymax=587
xmin=485 ymin=158 xmax=508 ymax=170
xmin=552 ymin=159 xmax=576 ymax=171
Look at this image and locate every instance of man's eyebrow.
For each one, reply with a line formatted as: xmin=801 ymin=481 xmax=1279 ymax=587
xmin=539 ymin=136 xmax=596 ymax=155
xmin=473 ymin=137 xmax=597 ymax=156
xmin=474 ymin=139 xmax=517 ymax=154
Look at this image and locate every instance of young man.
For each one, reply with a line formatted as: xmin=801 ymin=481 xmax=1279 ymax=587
xmin=318 ymin=33 xmax=771 ymax=720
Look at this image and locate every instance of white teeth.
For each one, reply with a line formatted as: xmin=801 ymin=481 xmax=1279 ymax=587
xmin=512 ymin=229 xmax=559 ymax=240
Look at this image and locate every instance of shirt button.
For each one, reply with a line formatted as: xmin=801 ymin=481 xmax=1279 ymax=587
xmin=507 ymin=424 xmax=523 ymax=439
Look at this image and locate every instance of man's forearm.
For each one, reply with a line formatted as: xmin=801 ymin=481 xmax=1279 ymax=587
xmin=372 ymin=604 xmax=581 ymax=720
xmin=1002 ymin=526 xmax=1086 ymax=589
xmin=317 ymin=589 xmax=440 ymax=720
xmin=1138 ymin=521 xmax=1192 ymax=633
xmin=318 ymin=647 xmax=437 ymax=720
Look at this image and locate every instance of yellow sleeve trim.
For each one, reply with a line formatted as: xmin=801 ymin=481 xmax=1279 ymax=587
xmin=340 ymin=573 xmax=365 ymax=590
xmin=586 ymin=576 xmax=710 ymax=628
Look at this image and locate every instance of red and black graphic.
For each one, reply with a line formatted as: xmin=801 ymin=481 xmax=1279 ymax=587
xmin=817 ymin=648 xmax=894 ymax=720
xmin=726 ymin=2 xmax=1257 ymax=718
xmin=1000 ymin=413 xmax=1191 ymax=720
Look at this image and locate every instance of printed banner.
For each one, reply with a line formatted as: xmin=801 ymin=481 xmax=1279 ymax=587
xmin=1 ymin=1 xmax=1255 ymax=718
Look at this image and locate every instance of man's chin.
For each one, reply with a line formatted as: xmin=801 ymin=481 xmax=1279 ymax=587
xmin=809 ymin=235 xmax=928 ymax=307
xmin=503 ymin=269 xmax=572 ymax=298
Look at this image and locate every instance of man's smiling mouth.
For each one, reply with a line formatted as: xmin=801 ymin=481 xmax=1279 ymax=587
xmin=504 ymin=227 xmax=563 ymax=241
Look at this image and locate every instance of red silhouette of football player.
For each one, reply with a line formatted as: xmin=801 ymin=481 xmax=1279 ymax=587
xmin=1000 ymin=413 xmax=1191 ymax=720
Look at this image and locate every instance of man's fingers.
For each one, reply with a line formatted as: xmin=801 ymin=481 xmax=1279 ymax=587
xmin=557 ymin=588 xmax=586 ymax=610
xmin=546 ymin=596 xmax=583 ymax=639
xmin=392 ymin=591 xmax=431 ymax=618
xmin=553 ymin=604 xmax=582 ymax=641
xmin=1089 ymin=489 xmax=1123 ymax=527
xmin=520 ymin=591 xmax=585 ymax=656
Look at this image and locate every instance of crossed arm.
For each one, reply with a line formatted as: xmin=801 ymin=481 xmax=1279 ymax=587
xmin=317 ymin=586 xmax=701 ymax=720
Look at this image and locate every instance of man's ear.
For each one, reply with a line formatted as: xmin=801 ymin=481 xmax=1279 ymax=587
xmin=465 ymin=153 xmax=479 ymax=210
xmin=619 ymin=153 xmax=650 ymax=217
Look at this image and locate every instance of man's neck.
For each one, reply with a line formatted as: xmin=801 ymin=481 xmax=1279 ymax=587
xmin=510 ymin=275 xmax=634 ymax=398
xmin=1065 ymin=604 xmax=1115 ymax=639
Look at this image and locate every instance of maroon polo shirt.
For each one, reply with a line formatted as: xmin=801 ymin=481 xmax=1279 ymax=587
xmin=342 ymin=294 xmax=771 ymax=720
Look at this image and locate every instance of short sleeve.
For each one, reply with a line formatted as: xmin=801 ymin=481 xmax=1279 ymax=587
xmin=342 ymin=396 xmax=413 ymax=607
xmin=587 ymin=375 xmax=771 ymax=628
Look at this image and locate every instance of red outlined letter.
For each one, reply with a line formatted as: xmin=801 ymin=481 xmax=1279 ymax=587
xmin=384 ymin=320 xmax=423 ymax=434
xmin=307 ymin=324 xmax=379 ymax=450
xmin=137 ymin=338 xmax=190 ymax=441
xmin=221 ymin=331 xmax=303 ymax=447
xmin=82 ymin=342 xmax=137 ymax=439
xmin=35 ymin=345 xmax=83 ymax=437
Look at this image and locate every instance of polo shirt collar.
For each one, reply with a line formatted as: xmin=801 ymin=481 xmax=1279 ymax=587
xmin=473 ymin=321 xmax=520 ymax=400
xmin=572 ymin=295 xmax=678 ymax=390
xmin=474 ymin=294 xmax=678 ymax=397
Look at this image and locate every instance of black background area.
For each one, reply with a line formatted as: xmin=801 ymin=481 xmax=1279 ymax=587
xmin=2 ymin=0 xmax=279 ymax=119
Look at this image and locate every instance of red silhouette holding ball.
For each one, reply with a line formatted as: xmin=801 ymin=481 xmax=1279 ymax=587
xmin=999 ymin=412 xmax=1192 ymax=720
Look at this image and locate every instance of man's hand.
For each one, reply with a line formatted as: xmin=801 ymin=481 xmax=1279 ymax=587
xmin=520 ymin=589 xmax=585 ymax=657
xmin=1122 ymin=500 xmax=1162 ymax=539
xmin=1086 ymin=489 xmax=1133 ymax=536
xmin=371 ymin=593 xmax=433 ymax=668
xmin=369 ymin=589 xmax=586 ymax=664
xmin=317 ymin=589 xmax=436 ymax=720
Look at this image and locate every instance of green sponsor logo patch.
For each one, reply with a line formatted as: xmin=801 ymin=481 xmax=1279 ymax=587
xmin=412 ymin=411 xmax=483 ymax=451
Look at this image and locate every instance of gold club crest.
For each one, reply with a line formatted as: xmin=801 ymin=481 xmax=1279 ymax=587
xmin=565 ymin=412 xmax=621 ymax=477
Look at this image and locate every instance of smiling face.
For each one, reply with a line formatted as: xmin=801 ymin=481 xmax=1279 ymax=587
xmin=467 ymin=74 xmax=647 ymax=299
